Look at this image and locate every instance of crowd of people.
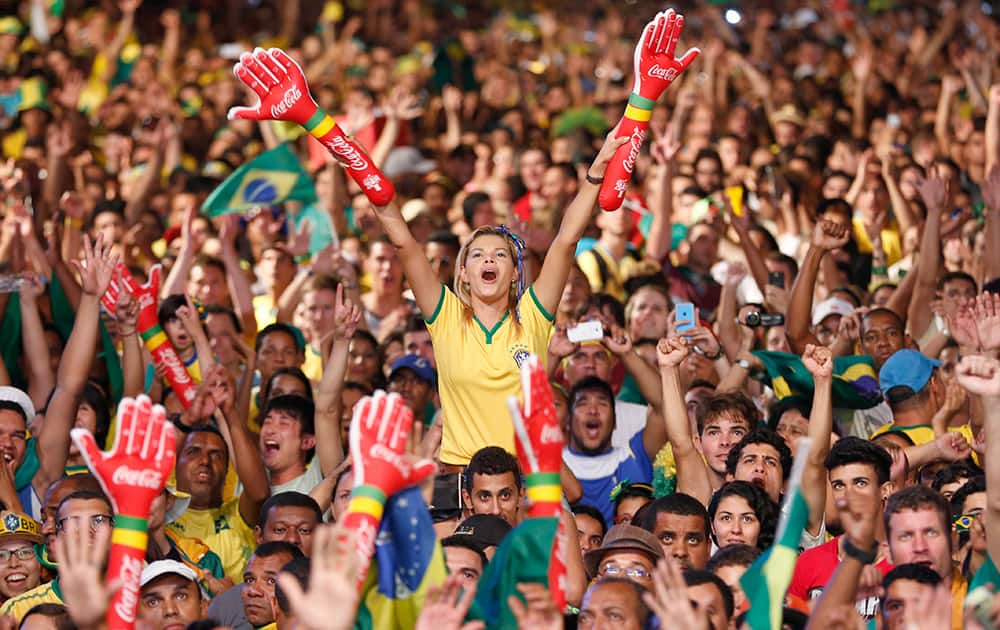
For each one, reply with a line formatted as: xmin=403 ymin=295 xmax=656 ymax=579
xmin=1 ymin=0 xmax=1000 ymax=628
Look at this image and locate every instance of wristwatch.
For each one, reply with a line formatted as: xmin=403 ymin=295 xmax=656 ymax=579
xmin=842 ymin=536 xmax=878 ymax=564
xmin=736 ymin=358 xmax=752 ymax=371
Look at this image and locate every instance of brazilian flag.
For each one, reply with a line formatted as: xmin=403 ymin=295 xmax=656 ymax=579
xmin=202 ymin=143 xmax=318 ymax=216
xmin=740 ymin=438 xmax=812 ymax=630
xmin=354 ymin=487 xmax=448 ymax=630
xmin=753 ymin=351 xmax=882 ymax=410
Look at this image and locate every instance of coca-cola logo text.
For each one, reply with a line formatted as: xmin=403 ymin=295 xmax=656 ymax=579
xmin=112 ymin=465 xmax=162 ymax=490
xmin=622 ymin=126 xmax=646 ymax=175
xmin=647 ymin=64 xmax=678 ymax=82
xmin=114 ymin=555 xmax=144 ymax=623
xmin=270 ymin=85 xmax=302 ymax=118
xmin=370 ymin=443 xmax=406 ymax=470
xmin=540 ymin=424 xmax=562 ymax=445
xmin=324 ymin=135 xmax=369 ymax=171
xmin=156 ymin=349 xmax=192 ymax=385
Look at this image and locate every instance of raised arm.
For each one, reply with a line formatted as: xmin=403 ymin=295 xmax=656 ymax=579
xmin=800 ymin=345 xmax=833 ymax=534
xmin=954 ymin=356 xmax=1000 ymax=563
xmin=218 ymin=215 xmax=257 ymax=333
xmin=644 ymin=131 xmax=680 ymax=263
xmin=987 ymin=85 xmax=999 ymax=175
xmin=908 ymin=173 xmax=948 ymax=339
xmin=18 ymin=275 xmax=55 ymax=411
xmin=208 ymin=365 xmax=269 ymax=527
xmin=935 ymin=76 xmax=963 ymax=154
xmin=656 ymin=336 xmax=713 ymax=505
xmin=161 ymin=205 xmax=197 ymax=299
xmin=114 ymin=291 xmax=144 ymax=398
xmin=982 ymin=167 xmax=1000 ymax=284
xmin=787 ymin=221 xmax=850 ymax=353
xmin=36 ymin=235 xmax=118 ymax=492
xmin=533 ymin=130 xmax=628 ymax=313
xmin=314 ymin=284 xmax=358 ymax=476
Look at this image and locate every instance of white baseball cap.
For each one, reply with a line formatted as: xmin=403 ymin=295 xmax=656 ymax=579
xmin=812 ymin=297 xmax=855 ymax=327
xmin=0 ymin=387 xmax=35 ymax=421
xmin=141 ymin=559 xmax=198 ymax=588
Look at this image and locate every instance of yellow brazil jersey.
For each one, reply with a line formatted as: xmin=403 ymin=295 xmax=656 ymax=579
xmin=576 ymin=246 xmax=639 ymax=303
xmin=869 ymin=423 xmax=974 ymax=446
xmin=1 ymin=578 xmax=63 ymax=622
xmin=167 ymin=497 xmax=255 ymax=584
xmin=852 ymin=217 xmax=902 ymax=267
xmin=951 ymin=568 xmax=968 ymax=630
xmin=301 ymin=345 xmax=324 ymax=383
xmin=427 ymin=284 xmax=554 ymax=465
xmin=253 ymin=294 xmax=277 ymax=331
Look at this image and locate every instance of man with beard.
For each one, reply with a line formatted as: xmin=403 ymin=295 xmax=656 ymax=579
xmin=562 ymin=377 xmax=666 ymax=524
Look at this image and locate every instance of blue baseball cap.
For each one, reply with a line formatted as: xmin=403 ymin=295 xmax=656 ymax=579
xmin=878 ymin=349 xmax=941 ymax=398
xmin=389 ymin=354 xmax=436 ymax=387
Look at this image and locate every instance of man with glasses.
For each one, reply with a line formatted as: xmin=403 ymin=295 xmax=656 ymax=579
xmin=0 ymin=511 xmax=44 ymax=603
xmin=583 ymin=524 xmax=664 ymax=589
xmin=1 ymin=490 xmax=114 ymax=621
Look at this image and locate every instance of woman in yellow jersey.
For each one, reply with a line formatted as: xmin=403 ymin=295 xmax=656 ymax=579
xmin=370 ymin=130 xmax=629 ymax=466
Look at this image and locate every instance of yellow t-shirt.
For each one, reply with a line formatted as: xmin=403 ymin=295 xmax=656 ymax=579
xmin=301 ymin=345 xmax=324 ymax=383
xmin=427 ymin=285 xmax=554 ymax=465
xmin=869 ymin=423 xmax=974 ymax=446
xmin=168 ymin=497 xmax=255 ymax=583
xmin=951 ymin=568 xmax=968 ymax=630
xmin=852 ymin=218 xmax=903 ymax=267
xmin=576 ymin=246 xmax=639 ymax=302
xmin=253 ymin=294 xmax=277 ymax=331
xmin=0 ymin=578 xmax=63 ymax=621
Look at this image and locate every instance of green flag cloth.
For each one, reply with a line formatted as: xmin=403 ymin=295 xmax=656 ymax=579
xmin=201 ymin=143 xmax=318 ymax=216
xmin=740 ymin=438 xmax=813 ymax=630
xmin=753 ymin=351 xmax=882 ymax=410
xmin=468 ymin=517 xmax=558 ymax=628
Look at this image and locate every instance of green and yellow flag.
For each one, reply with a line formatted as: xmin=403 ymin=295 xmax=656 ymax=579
xmin=201 ymin=143 xmax=317 ymax=216
xmin=740 ymin=437 xmax=812 ymax=630
xmin=753 ymin=351 xmax=882 ymax=410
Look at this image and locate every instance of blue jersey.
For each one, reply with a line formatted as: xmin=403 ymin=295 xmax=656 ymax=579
xmin=563 ymin=430 xmax=652 ymax=526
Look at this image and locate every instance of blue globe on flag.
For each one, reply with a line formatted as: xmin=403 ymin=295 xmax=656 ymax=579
xmin=243 ymin=178 xmax=280 ymax=204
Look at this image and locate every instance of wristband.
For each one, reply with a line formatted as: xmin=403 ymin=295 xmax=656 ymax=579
xmin=585 ymin=172 xmax=604 ymax=186
xmin=872 ymin=265 xmax=887 ymax=275
xmin=64 ymin=217 xmax=83 ymax=229
xmin=842 ymin=536 xmax=877 ymax=564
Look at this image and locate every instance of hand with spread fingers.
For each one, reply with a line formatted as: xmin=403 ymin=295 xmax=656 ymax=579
xmin=71 ymin=395 xmax=176 ymax=630
xmin=341 ymin=391 xmax=436 ymax=588
xmin=227 ymin=47 xmax=394 ymax=205
xmin=599 ymin=8 xmax=699 ymax=211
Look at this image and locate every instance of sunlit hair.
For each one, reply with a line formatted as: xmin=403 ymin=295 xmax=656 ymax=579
xmin=454 ymin=225 xmax=523 ymax=326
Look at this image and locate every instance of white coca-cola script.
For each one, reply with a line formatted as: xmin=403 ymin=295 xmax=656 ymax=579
xmin=157 ymin=349 xmax=193 ymax=384
xmin=622 ymin=126 xmax=646 ymax=175
xmin=325 ymin=135 xmax=369 ymax=171
xmin=540 ymin=424 xmax=562 ymax=445
xmin=112 ymin=465 xmax=162 ymax=490
xmin=647 ymin=64 xmax=679 ymax=82
xmin=270 ymin=85 xmax=302 ymax=118
xmin=114 ymin=555 xmax=144 ymax=623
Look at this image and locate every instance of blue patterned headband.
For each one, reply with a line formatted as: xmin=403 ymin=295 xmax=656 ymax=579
xmin=496 ymin=224 xmax=526 ymax=321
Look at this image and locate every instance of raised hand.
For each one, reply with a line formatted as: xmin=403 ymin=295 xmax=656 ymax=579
xmin=656 ymin=336 xmax=690 ymax=369
xmin=342 ymin=391 xmax=436 ymax=586
xmin=644 ymin=560 xmax=710 ymax=630
xmin=630 ymin=9 xmax=700 ymax=101
xmin=802 ymin=344 xmax=833 ymax=380
xmin=602 ymin=325 xmax=633 ymax=356
xmin=276 ymin=523 xmax=360 ymax=630
xmin=331 ymin=283 xmax=362 ymax=340
xmin=53 ymin=508 xmax=115 ymax=630
xmin=227 ymin=47 xmax=395 ymax=206
xmin=114 ymin=291 xmax=139 ymax=338
xmin=982 ymin=165 xmax=1000 ymax=213
xmin=228 ymin=47 xmax=319 ymax=125
xmin=508 ymin=583 xmax=564 ymax=630
xmin=414 ymin=576 xmax=484 ymax=630
xmin=723 ymin=261 xmax=747 ymax=288
xmin=973 ymin=292 xmax=1000 ymax=351
xmin=932 ymin=431 xmax=972 ymax=463
xmin=947 ymin=299 xmax=981 ymax=350
xmin=72 ymin=234 xmax=119 ymax=297
xmin=955 ymin=355 xmax=1000 ymax=398
xmin=508 ymin=355 xmax=563 ymax=512
xmin=811 ymin=219 xmax=850 ymax=251
xmin=599 ymin=8 xmax=698 ymax=211
xmin=916 ymin=173 xmax=949 ymax=212
xmin=71 ymin=395 xmax=176 ymax=630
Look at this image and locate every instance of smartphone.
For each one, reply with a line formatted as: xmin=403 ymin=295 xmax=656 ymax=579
xmin=886 ymin=113 xmax=901 ymax=129
xmin=768 ymin=271 xmax=785 ymax=288
xmin=567 ymin=320 xmax=604 ymax=343
xmin=675 ymin=302 xmax=696 ymax=333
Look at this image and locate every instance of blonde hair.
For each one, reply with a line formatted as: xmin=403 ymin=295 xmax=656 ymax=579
xmin=454 ymin=226 xmax=523 ymax=326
